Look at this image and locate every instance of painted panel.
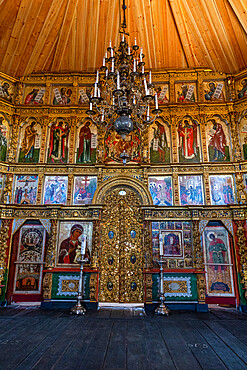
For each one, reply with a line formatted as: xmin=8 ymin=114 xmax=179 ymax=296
xmin=13 ymin=175 xmax=38 ymax=204
xmin=202 ymin=225 xmax=235 ymax=297
xmin=149 ymin=120 xmax=171 ymax=163
xmin=104 ymin=127 xmax=141 ymax=163
xmin=177 ymin=116 xmax=201 ymax=163
xmin=47 ymin=119 xmax=69 ymax=164
xmin=148 ymin=176 xmax=173 ymax=206
xmin=0 ymin=113 xmax=9 ymax=161
xmin=203 ymin=81 xmax=225 ymax=102
xmin=18 ymin=119 xmax=42 ymax=163
xmin=209 ymin=175 xmax=235 ymax=205
xmin=43 ymin=176 xmax=68 ymax=205
xmin=175 ymin=83 xmax=197 ymax=102
xmin=51 ymin=85 xmax=72 ymax=105
xmin=179 ymin=175 xmax=204 ymax=205
xmin=56 ymin=221 xmax=93 ymax=265
xmin=239 ymin=114 xmax=247 ymax=160
xmin=13 ymin=224 xmax=46 ymax=294
xmin=0 ymin=79 xmax=14 ymax=103
xmin=153 ymin=84 xmax=169 ymax=103
xmin=0 ymin=173 xmax=5 ymax=198
xmin=206 ymin=116 xmax=231 ymax=162
xmin=75 ymin=121 xmax=97 ymax=164
xmin=78 ymin=85 xmax=92 ymax=105
xmin=244 ymin=174 xmax=247 ymax=192
xmin=73 ymin=176 xmax=97 ymax=205
xmin=23 ymin=85 xmax=45 ymax=104
xmin=236 ymin=78 xmax=247 ymax=99
xmin=152 ymin=221 xmax=192 ymax=268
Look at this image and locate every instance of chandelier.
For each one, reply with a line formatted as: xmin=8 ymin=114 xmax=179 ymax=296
xmin=86 ymin=0 xmax=162 ymax=141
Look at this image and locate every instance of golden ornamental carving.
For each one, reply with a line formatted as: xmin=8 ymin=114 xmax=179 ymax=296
xmin=2 ymin=173 xmax=13 ymax=204
xmin=89 ymin=273 xmax=98 ymax=301
xmin=91 ymin=220 xmax=100 ymax=268
xmin=45 ymin=219 xmax=58 ymax=269
xmin=235 ymin=172 xmax=247 ymax=204
xmin=235 ymin=220 xmax=247 ymax=301
xmin=0 ymin=219 xmax=11 ymax=294
xmin=8 ymin=115 xmax=20 ymax=162
xmin=42 ymin=273 xmax=53 ymax=300
xmin=145 ymin=273 xmax=153 ymax=302
xmin=143 ymin=221 xmax=153 ymax=269
xmin=192 ymin=220 xmax=204 ymax=270
xmin=197 ymin=274 xmax=206 ymax=303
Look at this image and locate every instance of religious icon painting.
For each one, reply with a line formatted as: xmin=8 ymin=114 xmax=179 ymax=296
xmin=178 ymin=175 xmax=204 ymax=205
xmin=14 ymin=224 xmax=46 ymax=294
xmin=175 ymin=82 xmax=197 ymax=103
xmin=202 ymin=224 xmax=235 ymax=297
xmin=148 ymin=176 xmax=173 ymax=206
xmin=23 ymin=85 xmax=46 ymax=105
xmin=78 ymin=85 xmax=93 ymax=104
xmin=160 ymin=231 xmax=183 ymax=257
xmin=18 ymin=118 xmax=42 ymax=163
xmin=75 ymin=121 xmax=97 ymax=164
xmin=51 ymin=85 xmax=73 ymax=105
xmin=203 ymin=81 xmax=225 ymax=102
xmin=104 ymin=126 xmax=141 ymax=163
xmin=153 ymin=84 xmax=169 ymax=103
xmin=0 ymin=113 xmax=10 ymax=161
xmin=13 ymin=175 xmax=38 ymax=204
xmin=0 ymin=78 xmax=14 ymax=103
xmin=209 ymin=175 xmax=235 ymax=205
xmin=43 ymin=176 xmax=68 ymax=205
xmin=57 ymin=221 xmax=93 ymax=266
xmin=73 ymin=176 xmax=97 ymax=205
xmin=47 ymin=118 xmax=69 ymax=164
xmin=239 ymin=114 xmax=247 ymax=160
xmin=177 ymin=116 xmax=201 ymax=163
xmin=244 ymin=174 xmax=247 ymax=193
xmin=236 ymin=78 xmax=247 ymax=99
xmin=0 ymin=173 xmax=5 ymax=198
xmin=206 ymin=115 xmax=231 ymax=162
xmin=148 ymin=120 xmax=171 ymax=163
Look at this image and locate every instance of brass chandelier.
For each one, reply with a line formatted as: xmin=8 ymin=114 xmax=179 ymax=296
xmin=86 ymin=0 xmax=162 ymax=140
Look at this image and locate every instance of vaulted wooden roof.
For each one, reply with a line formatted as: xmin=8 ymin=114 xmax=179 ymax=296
xmin=0 ymin=0 xmax=247 ymax=77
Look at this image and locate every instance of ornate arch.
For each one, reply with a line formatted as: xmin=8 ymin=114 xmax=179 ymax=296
xmin=92 ymin=175 xmax=153 ymax=205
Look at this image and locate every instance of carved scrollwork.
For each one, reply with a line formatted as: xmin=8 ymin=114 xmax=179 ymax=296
xmin=235 ymin=220 xmax=247 ymax=300
xmin=45 ymin=219 xmax=58 ymax=269
xmin=0 ymin=219 xmax=11 ymax=293
xmin=192 ymin=220 xmax=204 ymax=270
xmin=42 ymin=273 xmax=52 ymax=300
xmin=197 ymin=274 xmax=206 ymax=303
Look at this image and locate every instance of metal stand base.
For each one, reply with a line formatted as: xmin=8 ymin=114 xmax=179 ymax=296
xmin=70 ymin=302 xmax=86 ymax=315
xmin=155 ymin=302 xmax=170 ymax=316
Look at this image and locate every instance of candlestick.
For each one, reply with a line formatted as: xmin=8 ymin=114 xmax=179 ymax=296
xmin=144 ymin=78 xmax=148 ymax=94
xmin=117 ymin=71 xmax=120 ymax=89
xmin=155 ymin=257 xmax=170 ymax=316
xmin=147 ymin=105 xmax=150 ymax=121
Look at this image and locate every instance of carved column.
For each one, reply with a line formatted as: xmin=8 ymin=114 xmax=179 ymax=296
xmin=173 ymin=170 xmax=179 ymax=206
xmin=67 ymin=173 xmax=74 ymax=205
xmin=171 ymin=115 xmax=178 ymax=163
xmin=36 ymin=169 xmax=44 ymax=205
xmin=143 ymin=220 xmax=153 ymax=269
xmin=39 ymin=116 xmax=49 ymax=163
xmin=3 ymin=173 xmax=13 ymax=204
xmin=235 ymin=220 xmax=247 ymax=302
xmin=44 ymin=83 xmax=51 ymax=105
xmin=235 ymin=172 xmax=247 ymax=204
xmin=8 ymin=114 xmax=20 ymax=162
xmin=0 ymin=219 xmax=12 ymax=294
xmin=68 ymin=117 xmax=76 ymax=164
xmin=42 ymin=273 xmax=53 ymax=300
xmin=91 ymin=220 xmax=100 ymax=268
xmin=200 ymin=114 xmax=208 ymax=163
xmin=203 ymin=166 xmax=211 ymax=205
xmin=192 ymin=220 xmax=204 ymax=270
xmin=45 ymin=219 xmax=58 ymax=269
xmin=230 ymin=110 xmax=241 ymax=161
xmin=169 ymin=75 xmax=175 ymax=103
xmin=96 ymin=126 xmax=105 ymax=163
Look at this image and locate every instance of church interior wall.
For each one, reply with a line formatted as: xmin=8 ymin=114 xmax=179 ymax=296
xmin=0 ymin=68 xmax=247 ymax=312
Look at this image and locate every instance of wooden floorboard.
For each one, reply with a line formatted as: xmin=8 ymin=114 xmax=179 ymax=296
xmin=0 ymin=307 xmax=247 ymax=370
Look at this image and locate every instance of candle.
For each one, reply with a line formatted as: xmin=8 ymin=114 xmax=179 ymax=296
xmin=101 ymin=110 xmax=104 ymax=121
xmin=97 ymin=88 xmax=101 ymax=97
xmin=147 ymin=105 xmax=150 ymax=121
xmin=111 ymin=48 xmax=114 ymax=58
xmin=140 ymin=48 xmax=143 ymax=62
xmin=133 ymin=59 xmax=136 ymax=72
xmin=142 ymin=65 xmax=144 ymax=74
xmin=122 ymin=34 xmax=125 ymax=42
xmin=133 ymin=95 xmax=136 ymax=105
xmin=134 ymin=37 xmax=137 ymax=45
xmin=106 ymin=69 xmax=108 ymax=78
xmin=94 ymin=83 xmax=97 ymax=97
xmin=81 ymin=235 xmax=86 ymax=256
xmin=159 ymin=234 xmax=163 ymax=256
xmin=128 ymin=46 xmax=130 ymax=55
xmin=96 ymin=70 xmax=99 ymax=84
xmin=117 ymin=71 xmax=120 ymax=89
xmin=155 ymin=93 xmax=158 ymax=109
xmin=103 ymin=57 xmax=105 ymax=67
xmin=109 ymin=40 xmax=112 ymax=48
xmin=111 ymin=59 xmax=114 ymax=72
xmin=89 ymin=102 xmax=92 ymax=110
xmin=149 ymin=70 xmax=152 ymax=84
xmin=144 ymin=78 xmax=148 ymax=94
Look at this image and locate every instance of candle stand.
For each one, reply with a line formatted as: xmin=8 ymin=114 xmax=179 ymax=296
xmin=71 ymin=257 xmax=88 ymax=315
xmin=155 ymin=256 xmax=170 ymax=316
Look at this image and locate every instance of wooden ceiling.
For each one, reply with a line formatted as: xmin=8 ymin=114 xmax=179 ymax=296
xmin=0 ymin=0 xmax=247 ymax=78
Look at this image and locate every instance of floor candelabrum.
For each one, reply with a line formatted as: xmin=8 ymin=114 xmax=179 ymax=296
xmin=155 ymin=239 xmax=170 ymax=316
xmin=71 ymin=235 xmax=88 ymax=315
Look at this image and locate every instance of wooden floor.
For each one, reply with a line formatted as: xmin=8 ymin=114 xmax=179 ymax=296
xmin=0 ymin=305 xmax=247 ymax=370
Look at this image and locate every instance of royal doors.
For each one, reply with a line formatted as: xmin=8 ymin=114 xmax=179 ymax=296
xmin=100 ymin=187 xmax=144 ymax=303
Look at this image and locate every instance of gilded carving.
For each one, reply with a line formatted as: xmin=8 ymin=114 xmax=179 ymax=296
xmin=235 ymin=220 xmax=247 ymax=300
xmin=197 ymin=274 xmax=206 ymax=303
xmin=45 ymin=219 xmax=58 ymax=269
xmin=192 ymin=220 xmax=204 ymax=270
xmin=235 ymin=172 xmax=247 ymax=204
xmin=89 ymin=273 xmax=98 ymax=301
xmin=42 ymin=273 xmax=53 ymax=300
xmin=2 ymin=173 xmax=13 ymax=204
xmin=8 ymin=115 xmax=20 ymax=162
xmin=145 ymin=273 xmax=153 ymax=302
xmin=0 ymin=219 xmax=11 ymax=294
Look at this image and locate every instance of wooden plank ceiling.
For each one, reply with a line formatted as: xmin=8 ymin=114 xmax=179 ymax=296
xmin=0 ymin=0 xmax=247 ymax=77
